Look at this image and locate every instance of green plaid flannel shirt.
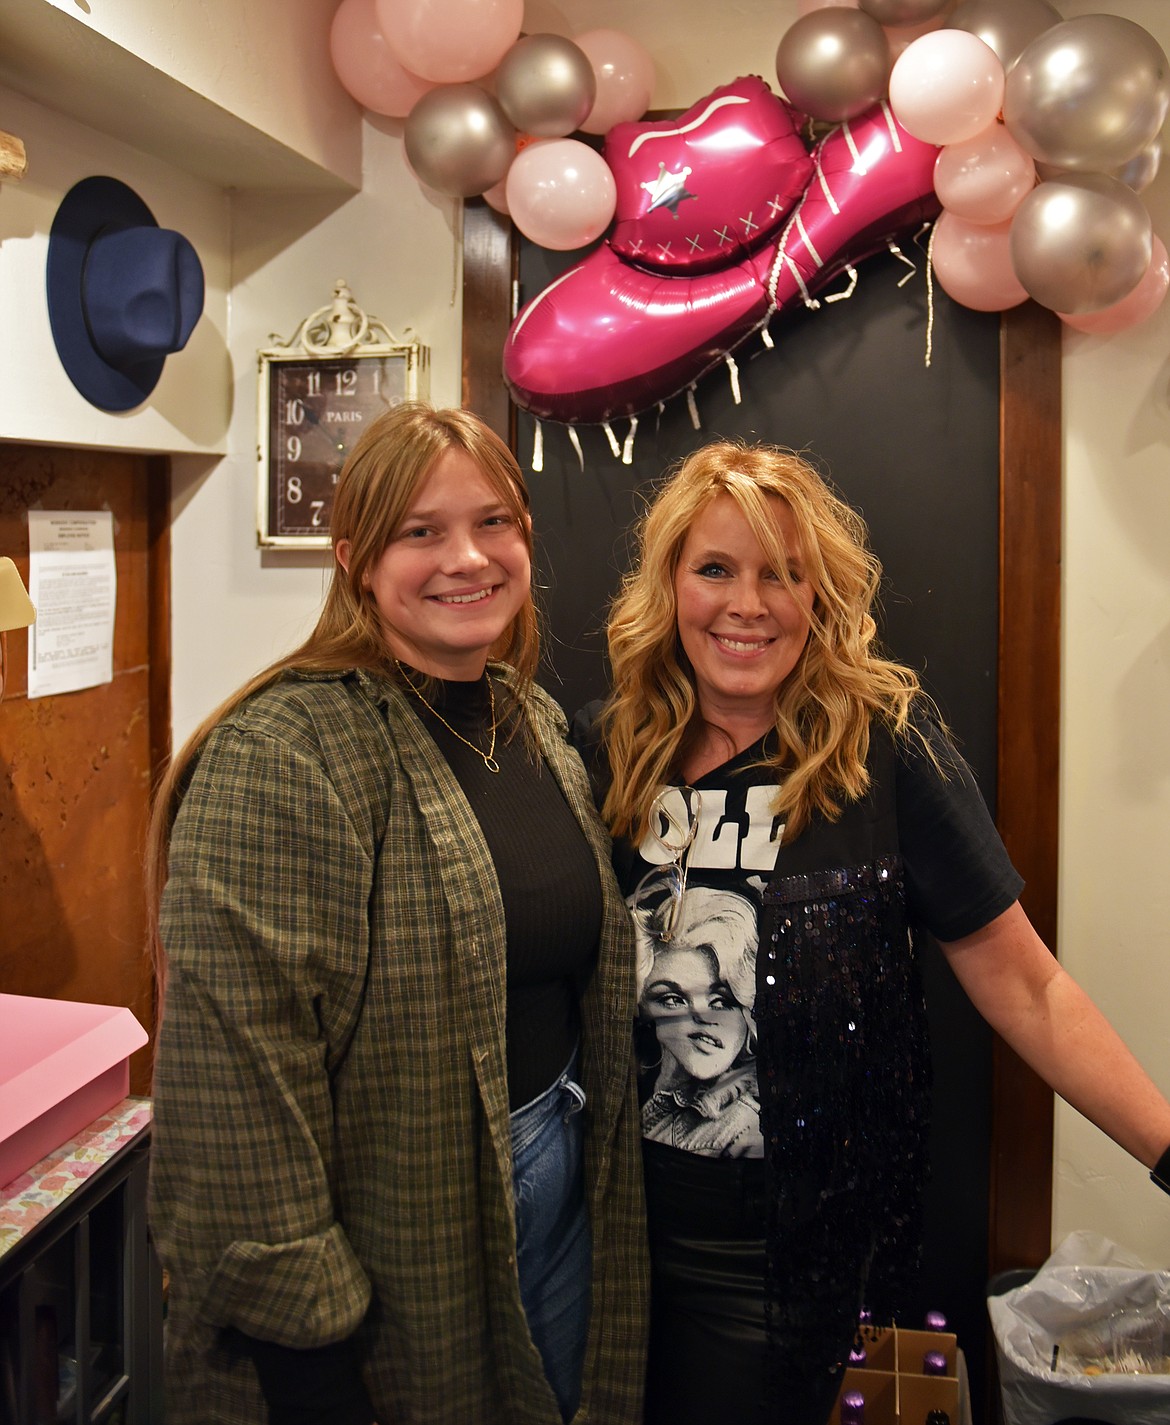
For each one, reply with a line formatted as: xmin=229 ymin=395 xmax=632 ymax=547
xmin=150 ymin=666 xmax=648 ymax=1424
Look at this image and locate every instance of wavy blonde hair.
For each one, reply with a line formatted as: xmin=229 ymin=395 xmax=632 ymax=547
xmin=147 ymin=402 xmax=538 ymax=951
xmin=602 ymin=439 xmax=927 ymax=843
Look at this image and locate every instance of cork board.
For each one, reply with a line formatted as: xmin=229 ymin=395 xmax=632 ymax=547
xmin=0 ymin=444 xmax=168 ymax=1094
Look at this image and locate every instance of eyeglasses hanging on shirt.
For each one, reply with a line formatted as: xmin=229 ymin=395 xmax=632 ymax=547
xmin=631 ymin=786 xmax=703 ymax=943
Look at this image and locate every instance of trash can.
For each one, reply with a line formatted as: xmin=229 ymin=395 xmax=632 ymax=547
xmin=987 ymin=1231 xmax=1170 ymax=1425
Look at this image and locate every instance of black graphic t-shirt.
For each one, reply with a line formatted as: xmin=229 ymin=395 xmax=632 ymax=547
xmin=617 ymin=739 xmax=779 ymax=1160
xmin=572 ymin=701 xmax=1025 ymax=1168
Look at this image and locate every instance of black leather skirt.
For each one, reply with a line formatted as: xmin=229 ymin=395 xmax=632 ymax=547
xmin=642 ymin=1140 xmax=843 ymax=1425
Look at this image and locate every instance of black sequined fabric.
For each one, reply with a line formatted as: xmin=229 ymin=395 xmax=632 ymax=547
xmin=756 ymin=856 xmax=932 ymax=1390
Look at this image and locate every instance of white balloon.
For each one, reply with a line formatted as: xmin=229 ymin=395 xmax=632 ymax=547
xmin=505 ymin=139 xmax=617 ymax=250
xmin=889 ymin=30 xmax=1005 ymax=146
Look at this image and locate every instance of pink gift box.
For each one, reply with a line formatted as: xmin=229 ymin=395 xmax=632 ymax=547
xmin=0 ymin=993 xmax=148 ymax=1189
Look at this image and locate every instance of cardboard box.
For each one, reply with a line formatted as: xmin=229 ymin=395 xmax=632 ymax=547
xmin=835 ymin=1366 xmax=897 ymax=1424
xmin=898 ymin=1369 xmax=960 ymax=1424
xmin=858 ymin=1325 xmax=897 ymax=1372
xmin=896 ymin=1327 xmax=958 ymax=1378
xmin=0 ymin=994 xmax=148 ymax=1188
xmin=834 ymin=1325 xmax=960 ymax=1423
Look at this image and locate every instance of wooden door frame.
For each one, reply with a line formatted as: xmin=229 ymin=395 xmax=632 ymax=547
xmin=460 ymin=201 xmax=1062 ymax=1281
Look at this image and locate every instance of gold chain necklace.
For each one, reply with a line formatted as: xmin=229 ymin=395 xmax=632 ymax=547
xmin=398 ymin=663 xmax=500 ymax=773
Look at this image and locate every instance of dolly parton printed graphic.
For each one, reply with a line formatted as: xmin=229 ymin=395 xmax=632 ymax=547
xmin=629 ymin=780 xmax=782 ymax=1159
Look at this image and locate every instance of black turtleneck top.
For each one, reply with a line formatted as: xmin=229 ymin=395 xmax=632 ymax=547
xmin=401 ymin=667 xmax=603 ymax=1109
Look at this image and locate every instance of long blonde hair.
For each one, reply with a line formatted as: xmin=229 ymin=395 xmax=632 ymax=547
xmin=146 ymin=402 xmax=538 ymax=941
xmin=602 ymin=439 xmax=925 ymax=843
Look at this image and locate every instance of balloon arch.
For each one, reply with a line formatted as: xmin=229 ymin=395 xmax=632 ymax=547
xmin=330 ymin=0 xmax=1170 ymax=431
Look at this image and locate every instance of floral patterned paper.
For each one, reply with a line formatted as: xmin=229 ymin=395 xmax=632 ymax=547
xmin=0 ymin=1096 xmax=152 ymax=1259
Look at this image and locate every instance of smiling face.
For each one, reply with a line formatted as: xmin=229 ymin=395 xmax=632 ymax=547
xmin=343 ymin=446 xmax=531 ymax=679
xmin=641 ymin=942 xmax=750 ymax=1082
xmin=674 ymin=492 xmax=815 ymax=739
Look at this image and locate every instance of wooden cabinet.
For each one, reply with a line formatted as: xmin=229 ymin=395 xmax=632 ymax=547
xmin=0 ymin=1103 xmax=161 ymax=1424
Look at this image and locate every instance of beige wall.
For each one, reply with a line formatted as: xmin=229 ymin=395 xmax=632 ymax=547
xmin=0 ymin=0 xmax=466 ymax=733
xmin=1053 ymin=0 xmax=1170 ymax=1269
xmin=169 ymin=130 xmax=466 ymax=731
xmin=0 ymin=0 xmax=1166 ymax=1267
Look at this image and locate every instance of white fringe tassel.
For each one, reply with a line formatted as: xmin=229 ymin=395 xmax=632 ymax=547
xmin=725 ymin=353 xmax=742 ymax=405
xmin=568 ymin=425 xmax=585 ymax=471
xmin=621 ymin=416 xmax=638 ymax=465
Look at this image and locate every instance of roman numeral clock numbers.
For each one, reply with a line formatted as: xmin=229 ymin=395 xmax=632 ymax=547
xmin=257 ymin=282 xmax=429 ymax=548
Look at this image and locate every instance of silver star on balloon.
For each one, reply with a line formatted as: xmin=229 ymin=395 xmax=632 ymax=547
xmin=641 ymin=162 xmax=698 ymax=219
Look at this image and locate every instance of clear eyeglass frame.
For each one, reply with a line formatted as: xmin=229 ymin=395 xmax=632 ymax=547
xmin=631 ymin=786 xmax=702 ymax=943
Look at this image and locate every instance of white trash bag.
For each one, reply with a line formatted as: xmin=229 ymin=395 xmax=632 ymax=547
xmin=989 ymin=1230 xmax=1170 ymax=1425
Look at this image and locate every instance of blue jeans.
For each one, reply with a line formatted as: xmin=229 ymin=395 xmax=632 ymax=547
xmin=510 ymin=1050 xmax=591 ymax=1423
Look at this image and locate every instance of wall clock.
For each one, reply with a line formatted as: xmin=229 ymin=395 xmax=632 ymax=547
xmin=257 ymin=280 xmax=429 ymax=548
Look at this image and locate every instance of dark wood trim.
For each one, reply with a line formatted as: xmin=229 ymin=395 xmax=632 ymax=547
xmin=146 ymin=453 xmax=172 ymax=1067
xmin=462 ymin=199 xmax=515 ymax=445
xmin=147 ymin=454 xmax=172 ymax=789
xmin=989 ymin=301 xmax=1062 ymax=1274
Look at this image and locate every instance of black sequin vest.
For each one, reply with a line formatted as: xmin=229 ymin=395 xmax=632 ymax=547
xmin=755 ymin=721 xmax=932 ymax=1382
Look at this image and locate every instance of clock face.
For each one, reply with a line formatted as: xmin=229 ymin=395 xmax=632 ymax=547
xmin=260 ymin=354 xmax=411 ymax=546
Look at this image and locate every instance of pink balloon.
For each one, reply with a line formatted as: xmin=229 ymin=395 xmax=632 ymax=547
xmin=482 ymin=175 xmax=511 ymax=215
xmin=506 ymin=244 xmax=775 ymax=423
xmin=799 ymin=0 xmax=859 ymax=10
xmin=889 ymin=30 xmax=1005 ymax=146
xmin=1060 ymin=235 xmax=1170 ymax=334
xmin=575 ymin=29 xmax=656 ymax=136
xmin=505 ymin=138 xmax=618 ymax=251
xmin=606 ymin=76 xmax=813 ymax=275
xmin=930 ymin=211 xmax=1028 ymax=310
xmin=375 ymin=0 xmax=522 ymax=84
xmin=769 ymin=103 xmax=940 ymax=306
xmin=934 ymin=122 xmax=1036 ymax=224
xmin=330 ymin=0 xmax=434 ymax=116
xmin=504 ymin=102 xmax=941 ymax=423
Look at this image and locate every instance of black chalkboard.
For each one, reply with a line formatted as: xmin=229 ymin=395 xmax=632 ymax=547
xmin=516 ymin=233 xmax=1002 ymax=1415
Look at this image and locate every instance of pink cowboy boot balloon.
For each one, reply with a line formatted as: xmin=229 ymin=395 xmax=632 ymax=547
xmin=503 ymin=84 xmax=941 ymax=426
xmin=606 ymin=76 xmax=812 ymax=275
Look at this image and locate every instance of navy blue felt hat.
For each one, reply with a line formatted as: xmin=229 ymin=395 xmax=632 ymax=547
xmin=46 ymin=175 xmax=205 ymax=413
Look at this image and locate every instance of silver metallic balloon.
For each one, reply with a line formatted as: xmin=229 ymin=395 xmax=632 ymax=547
xmin=1004 ymin=15 xmax=1170 ymax=171
xmin=949 ymin=0 xmax=1063 ymax=73
xmin=857 ymin=0 xmax=950 ymax=26
xmin=776 ymin=8 xmax=891 ymax=123
xmin=1010 ymin=171 xmax=1153 ymax=313
xmin=495 ymin=33 xmax=597 ymax=138
xmin=404 ymin=84 xmax=515 ymax=198
xmin=1115 ymin=135 xmax=1162 ymax=194
xmin=1031 ymin=148 xmax=1162 ymax=196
